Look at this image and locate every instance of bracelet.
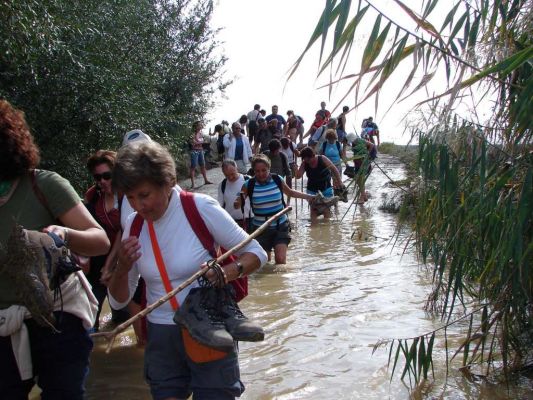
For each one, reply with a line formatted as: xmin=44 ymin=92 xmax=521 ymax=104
xmin=235 ymin=261 xmax=244 ymax=278
xmin=63 ymin=227 xmax=70 ymax=247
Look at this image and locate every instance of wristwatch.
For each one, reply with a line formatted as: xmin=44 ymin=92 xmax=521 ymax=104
xmin=235 ymin=261 xmax=244 ymax=278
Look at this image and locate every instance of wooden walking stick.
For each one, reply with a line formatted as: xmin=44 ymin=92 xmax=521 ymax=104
xmin=92 ymin=206 xmax=292 ymax=353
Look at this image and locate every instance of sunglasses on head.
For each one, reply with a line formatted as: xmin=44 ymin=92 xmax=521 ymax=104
xmin=93 ymin=172 xmax=112 ymax=181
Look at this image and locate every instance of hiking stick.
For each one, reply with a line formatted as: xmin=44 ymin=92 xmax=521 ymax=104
xmin=92 ymin=206 xmax=293 ymax=353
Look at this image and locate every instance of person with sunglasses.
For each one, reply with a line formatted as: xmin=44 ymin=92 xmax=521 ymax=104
xmin=84 ymin=150 xmax=124 ymax=331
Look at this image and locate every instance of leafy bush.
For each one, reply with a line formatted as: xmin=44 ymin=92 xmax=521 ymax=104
xmin=0 ymin=0 xmax=229 ymax=191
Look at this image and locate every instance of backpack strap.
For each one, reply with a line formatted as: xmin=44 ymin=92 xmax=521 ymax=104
xmin=336 ymin=141 xmax=342 ymax=157
xmin=129 ymin=213 xmax=145 ymax=238
xmin=271 ymin=174 xmax=286 ymax=208
xmin=240 ymin=175 xmax=251 ymax=214
xmin=247 ymin=177 xmax=256 ymax=203
xmin=179 ymin=191 xmax=217 ymax=258
xmin=321 ymin=141 xmax=327 ymax=154
xmin=147 ymin=220 xmax=179 ymax=310
xmin=221 ymin=178 xmax=227 ymax=195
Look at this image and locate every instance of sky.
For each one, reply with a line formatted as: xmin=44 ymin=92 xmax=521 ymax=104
xmin=207 ymin=0 xmax=420 ymax=145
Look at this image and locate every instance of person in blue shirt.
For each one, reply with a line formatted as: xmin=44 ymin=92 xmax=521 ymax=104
xmin=223 ymin=122 xmax=253 ymax=174
xmin=319 ymin=129 xmax=345 ymax=176
xmin=265 ymin=105 xmax=286 ymax=134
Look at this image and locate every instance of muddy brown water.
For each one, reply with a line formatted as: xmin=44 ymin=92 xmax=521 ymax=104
xmin=70 ymin=155 xmax=531 ymax=399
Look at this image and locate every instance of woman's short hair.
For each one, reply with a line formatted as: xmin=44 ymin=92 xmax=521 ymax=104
xmin=280 ymin=137 xmax=290 ymax=147
xmin=299 ymin=146 xmax=316 ymax=159
xmin=251 ymin=153 xmax=271 ymax=169
xmin=221 ymin=159 xmax=237 ymax=170
xmin=86 ymin=150 xmax=117 ymax=173
xmin=113 ymin=141 xmax=176 ymax=193
xmin=0 ymin=100 xmax=40 ymax=180
xmin=325 ymin=129 xmax=338 ymax=141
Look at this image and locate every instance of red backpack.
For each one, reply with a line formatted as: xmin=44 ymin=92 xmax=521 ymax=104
xmin=129 ymin=191 xmax=248 ymax=302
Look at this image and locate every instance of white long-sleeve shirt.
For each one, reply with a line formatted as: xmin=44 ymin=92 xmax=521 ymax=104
xmin=223 ymin=134 xmax=253 ymax=162
xmin=108 ymin=188 xmax=267 ymax=325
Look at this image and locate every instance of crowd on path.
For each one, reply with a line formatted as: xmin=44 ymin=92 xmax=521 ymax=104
xmin=0 ymin=98 xmax=380 ymax=399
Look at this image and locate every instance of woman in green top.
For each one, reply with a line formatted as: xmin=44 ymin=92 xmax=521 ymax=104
xmin=350 ymin=135 xmax=375 ymax=204
xmin=0 ymin=100 xmax=110 ymax=399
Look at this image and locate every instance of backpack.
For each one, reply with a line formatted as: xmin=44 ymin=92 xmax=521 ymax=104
xmin=247 ymin=174 xmax=286 ymax=210
xmin=296 ymin=115 xmax=304 ymax=124
xmin=129 ymin=191 xmax=248 ymax=302
xmin=321 ymin=141 xmax=342 ymax=158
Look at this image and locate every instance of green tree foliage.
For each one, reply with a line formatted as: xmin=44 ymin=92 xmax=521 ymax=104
xmin=0 ymin=0 xmax=229 ymax=191
xmin=292 ymin=0 xmax=532 ymax=386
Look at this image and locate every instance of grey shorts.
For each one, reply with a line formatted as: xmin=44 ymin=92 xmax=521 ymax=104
xmin=144 ymin=322 xmax=244 ymax=400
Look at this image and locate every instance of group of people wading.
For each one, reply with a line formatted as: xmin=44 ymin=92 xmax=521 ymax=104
xmin=0 ymin=99 xmax=378 ymax=399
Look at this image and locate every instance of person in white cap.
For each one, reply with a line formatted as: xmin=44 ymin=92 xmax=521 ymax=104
xmin=122 ymin=129 xmax=152 ymax=146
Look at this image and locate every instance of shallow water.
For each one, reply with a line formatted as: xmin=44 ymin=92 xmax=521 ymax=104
xmin=85 ymin=154 xmax=532 ymax=400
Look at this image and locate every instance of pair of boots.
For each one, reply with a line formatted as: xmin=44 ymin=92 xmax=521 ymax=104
xmin=173 ymin=285 xmax=264 ymax=353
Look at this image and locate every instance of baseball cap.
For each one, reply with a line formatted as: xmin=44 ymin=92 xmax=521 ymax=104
xmin=122 ymin=129 xmax=152 ymax=146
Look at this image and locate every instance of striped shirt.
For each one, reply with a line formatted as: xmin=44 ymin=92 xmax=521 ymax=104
xmin=245 ymin=175 xmax=287 ymax=227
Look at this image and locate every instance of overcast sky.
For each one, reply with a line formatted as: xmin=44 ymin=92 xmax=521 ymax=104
xmin=206 ymin=0 xmax=495 ymax=146
xmin=207 ymin=0 xmax=419 ymax=144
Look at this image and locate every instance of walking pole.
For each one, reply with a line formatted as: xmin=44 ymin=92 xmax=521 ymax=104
xmin=295 ymin=177 xmax=298 ymax=219
xmin=92 ymin=206 xmax=292 ymax=353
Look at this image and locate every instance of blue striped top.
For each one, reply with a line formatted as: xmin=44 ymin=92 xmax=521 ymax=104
xmin=245 ymin=176 xmax=288 ymax=227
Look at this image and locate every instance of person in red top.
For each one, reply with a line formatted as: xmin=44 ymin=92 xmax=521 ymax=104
xmin=303 ymin=101 xmax=331 ymax=143
xmin=84 ymin=150 xmax=123 ymax=331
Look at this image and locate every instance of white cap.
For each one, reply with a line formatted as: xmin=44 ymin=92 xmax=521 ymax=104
xmin=346 ymin=132 xmax=357 ymax=145
xmin=122 ymin=129 xmax=152 ymax=147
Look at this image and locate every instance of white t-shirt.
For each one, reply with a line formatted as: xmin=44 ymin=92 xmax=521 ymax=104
xmin=217 ymin=175 xmax=253 ymax=220
xmin=247 ymin=110 xmax=260 ymax=125
xmin=109 ymin=188 xmax=267 ymax=325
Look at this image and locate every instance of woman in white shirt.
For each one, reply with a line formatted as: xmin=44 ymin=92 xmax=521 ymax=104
xmin=223 ymin=122 xmax=253 ymax=174
xmin=108 ymin=141 xmax=267 ymax=400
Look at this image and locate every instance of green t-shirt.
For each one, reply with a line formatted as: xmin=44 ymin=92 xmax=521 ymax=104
xmin=0 ymin=169 xmax=80 ymax=309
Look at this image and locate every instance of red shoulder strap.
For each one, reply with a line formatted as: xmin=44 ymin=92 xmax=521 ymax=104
xmin=130 ymin=213 xmax=145 ymax=238
xmin=180 ymin=191 xmax=217 ymax=258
